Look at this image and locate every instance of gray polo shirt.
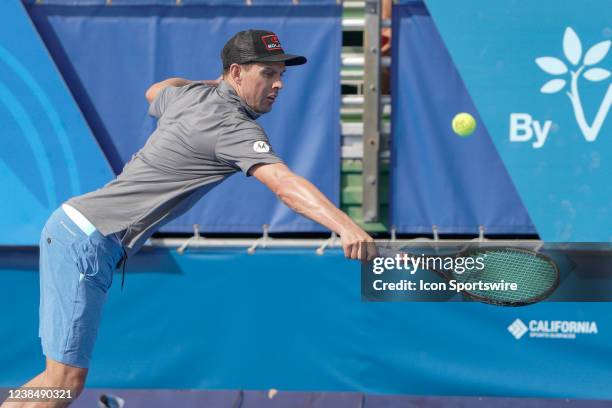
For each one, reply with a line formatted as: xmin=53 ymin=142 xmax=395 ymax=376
xmin=67 ymin=81 xmax=283 ymax=254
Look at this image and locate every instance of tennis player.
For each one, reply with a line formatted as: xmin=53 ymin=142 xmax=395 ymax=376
xmin=3 ymin=30 xmax=375 ymax=407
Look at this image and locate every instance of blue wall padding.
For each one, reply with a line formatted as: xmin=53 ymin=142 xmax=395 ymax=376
xmin=2 ymin=247 xmax=610 ymax=398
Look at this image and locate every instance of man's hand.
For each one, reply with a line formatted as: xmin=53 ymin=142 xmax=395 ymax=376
xmin=339 ymin=225 xmax=378 ymax=262
xmin=250 ymin=163 xmax=378 ymax=262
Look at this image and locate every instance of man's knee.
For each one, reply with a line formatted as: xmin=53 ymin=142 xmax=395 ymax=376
xmin=44 ymin=358 xmax=88 ymax=396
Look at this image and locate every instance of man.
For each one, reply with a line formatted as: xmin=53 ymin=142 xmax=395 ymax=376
xmin=3 ymin=29 xmax=374 ymax=407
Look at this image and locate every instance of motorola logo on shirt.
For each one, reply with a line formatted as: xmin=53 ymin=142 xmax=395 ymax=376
xmin=253 ymin=141 xmax=270 ymax=153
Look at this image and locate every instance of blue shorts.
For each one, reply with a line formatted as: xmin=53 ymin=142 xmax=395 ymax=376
xmin=39 ymin=206 xmax=124 ymax=368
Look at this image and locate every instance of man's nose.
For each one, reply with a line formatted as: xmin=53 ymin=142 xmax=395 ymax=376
xmin=273 ymin=79 xmax=283 ymax=90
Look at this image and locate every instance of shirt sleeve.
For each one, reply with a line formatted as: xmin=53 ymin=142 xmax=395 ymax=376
xmin=215 ymin=125 xmax=284 ymax=176
xmin=148 ymin=86 xmax=181 ymax=118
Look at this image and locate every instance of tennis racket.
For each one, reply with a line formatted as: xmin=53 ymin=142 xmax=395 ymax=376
xmin=376 ymin=245 xmax=559 ymax=306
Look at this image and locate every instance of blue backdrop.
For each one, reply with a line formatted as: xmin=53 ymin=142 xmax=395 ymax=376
xmin=390 ymin=1 xmax=535 ymax=235
xmin=422 ymin=0 xmax=612 ymax=241
xmin=1 ymin=247 xmax=611 ymax=398
xmin=0 ymin=1 xmax=114 ymax=246
xmin=24 ymin=0 xmax=341 ymax=234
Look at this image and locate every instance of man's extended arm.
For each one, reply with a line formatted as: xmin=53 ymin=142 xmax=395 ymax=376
xmin=250 ymin=163 xmax=376 ymax=261
xmin=145 ymin=77 xmax=221 ymax=104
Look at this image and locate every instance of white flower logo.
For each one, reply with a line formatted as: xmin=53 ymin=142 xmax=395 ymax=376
xmin=536 ymin=27 xmax=612 ymax=142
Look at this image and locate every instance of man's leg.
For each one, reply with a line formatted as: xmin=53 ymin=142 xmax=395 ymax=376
xmin=8 ymin=207 xmax=121 ymax=408
xmin=0 ymin=358 xmax=87 ymax=408
xmin=15 ymin=372 xmax=45 ymax=389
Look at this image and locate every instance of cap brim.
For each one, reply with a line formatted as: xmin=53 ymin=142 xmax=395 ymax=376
xmin=251 ymin=53 xmax=307 ymax=66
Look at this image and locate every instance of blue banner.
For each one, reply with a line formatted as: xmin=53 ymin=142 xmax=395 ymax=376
xmin=423 ymin=0 xmax=612 ymax=241
xmin=25 ymin=2 xmax=341 ymax=234
xmin=0 ymin=2 xmax=114 ymax=246
xmin=1 ymin=247 xmax=611 ymax=398
xmin=390 ymin=2 xmax=534 ymax=235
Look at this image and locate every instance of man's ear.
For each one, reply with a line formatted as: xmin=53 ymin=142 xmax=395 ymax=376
xmin=229 ymin=64 xmax=242 ymax=85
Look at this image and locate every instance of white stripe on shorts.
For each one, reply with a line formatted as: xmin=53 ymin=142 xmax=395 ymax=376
xmin=61 ymin=203 xmax=97 ymax=236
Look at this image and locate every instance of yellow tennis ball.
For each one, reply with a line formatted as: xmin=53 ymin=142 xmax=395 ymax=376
xmin=452 ymin=113 xmax=477 ymax=137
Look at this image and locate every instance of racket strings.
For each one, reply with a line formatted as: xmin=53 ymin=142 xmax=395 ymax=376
xmin=452 ymin=248 xmax=557 ymax=304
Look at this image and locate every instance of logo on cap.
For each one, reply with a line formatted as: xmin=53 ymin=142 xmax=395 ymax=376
xmin=261 ymin=35 xmax=283 ymax=52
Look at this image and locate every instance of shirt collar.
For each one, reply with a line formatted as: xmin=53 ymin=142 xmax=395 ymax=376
xmin=217 ymin=80 xmax=261 ymax=119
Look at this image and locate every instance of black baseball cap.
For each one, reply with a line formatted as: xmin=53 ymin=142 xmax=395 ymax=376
xmin=221 ymin=29 xmax=307 ymax=69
